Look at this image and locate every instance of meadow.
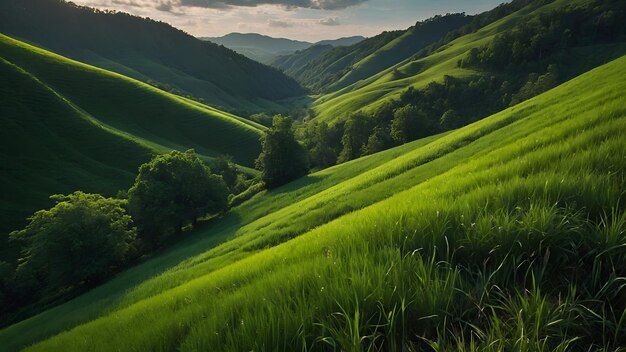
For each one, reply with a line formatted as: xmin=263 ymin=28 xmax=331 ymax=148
xmin=0 ymin=33 xmax=263 ymax=261
xmin=1 ymin=51 xmax=624 ymax=350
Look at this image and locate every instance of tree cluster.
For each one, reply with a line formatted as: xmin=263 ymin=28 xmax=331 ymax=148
xmin=256 ymin=115 xmax=309 ymax=188
xmin=1 ymin=150 xmax=253 ymax=322
xmin=458 ymin=1 xmax=625 ymax=71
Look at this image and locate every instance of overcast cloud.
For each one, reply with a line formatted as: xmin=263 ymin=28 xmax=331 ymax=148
xmin=71 ymin=0 xmax=507 ymax=42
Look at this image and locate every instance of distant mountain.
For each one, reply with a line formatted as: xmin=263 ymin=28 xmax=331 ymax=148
xmin=203 ymin=33 xmax=365 ymax=63
xmin=315 ymin=36 xmax=366 ymax=47
xmin=0 ymin=0 xmax=305 ymax=112
xmin=202 ymin=33 xmax=311 ymax=63
xmin=270 ymin=14 xmax=472 ymax=92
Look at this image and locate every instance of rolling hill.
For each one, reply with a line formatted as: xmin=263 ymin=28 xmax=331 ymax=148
xmin=312 ymin=0 xmax=626 ymax=122
xmin=1 ymin=50 xmax=624 ymax=350
xmin=0 ymin=0 xmax=305 ymax=112
xmin=0 ymin=34 xmax=264 ymax=261
xmin=204 ymin=33 xmax=365 ymax=64
xmin=270 ymin=14 xmax=472 ymax=92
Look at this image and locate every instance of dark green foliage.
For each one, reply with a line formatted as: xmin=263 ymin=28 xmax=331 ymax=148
xmin=248 ymin=112 xmax=274 ymax=127
xmin=9 ymin=192 xmax=135 ymax=289
xmin=362 ymin=126 xmax=393 ymax=156
xmin=510 ymin=65 xmax=559 ymax=105
xmin=128 ymin=150 xmax=228 ymax=243
xmin=459 ymin=0 xmax=626 ymax=74
xmin=390 ymin=105 xmax=432 ymax=143
xmin=338 ymin=113 xmax=375 ymax=163
xmin=209 ymin=155 xmax=239 ymax=193
xmin=0 ymin=0 xmax=305 ymax=110
xmin=300 ymin=121 xmax=344 ymax=169
xmin=256 ymin=116 xmax=309 ymax=188
xmin=440 ymin=109 xmax=463 ymax=129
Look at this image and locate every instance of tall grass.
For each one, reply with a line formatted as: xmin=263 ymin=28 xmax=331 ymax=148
xmin=3 ymin=55 xmax=626 ymax=351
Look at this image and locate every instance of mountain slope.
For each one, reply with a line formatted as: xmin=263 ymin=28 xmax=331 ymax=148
xmin=270 ymin=14 xmax=471 ymax=92
xmin=203 ymin=33 xmax=312 ymax=63
xmin=205 ymin=33 xmax=365 ymax=64
xmin=326 ymin=14 xmax=472 ymax=92
xmin=0 ymin=34 xmax=264 ymax=260
xmin=2 ymin=53 xmax=624 ymax=351
xmin=313 ymin=0 xmax=626 ymax=122
xmin=0 ymin=0 xmax=305 ymax=111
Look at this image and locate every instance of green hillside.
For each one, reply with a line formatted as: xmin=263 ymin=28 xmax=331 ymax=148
xmin=0 ymin=0 xmax=305 ymax=112
xmin=2 ymin=51 xmax=624 ymax=350
xmin=313 ymin=0 xmax=626 ymax=122
xmin=325 ymin=14 xmax=472 ymax=92
xmin=270 ymin=14 xmax=470 ymax=93
xmin=270 ymin=30 xmax=405 ymax=92
xmin=270 ymin=44 xmax=335 ymax=77
xmin=0 ymin=34 xmax=264 ymax=260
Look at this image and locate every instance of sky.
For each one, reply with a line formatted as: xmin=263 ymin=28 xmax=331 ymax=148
xmin=74 ymin=0 xmax=508 ymax=42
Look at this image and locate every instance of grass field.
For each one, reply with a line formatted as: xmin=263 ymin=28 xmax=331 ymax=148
xmin=312 ymin=0 xmax=626 ymax=123
xmin=1 ymin=48 xmax=624 ymax=350
xmin=0 ymin=34 xmax=264 ymax=260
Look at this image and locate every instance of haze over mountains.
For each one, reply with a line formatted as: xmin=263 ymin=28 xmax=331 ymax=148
xmin=0 ymin=0 xmax=625 ymax=350
xmin=202 ymin=33 xmax=366 ymax=64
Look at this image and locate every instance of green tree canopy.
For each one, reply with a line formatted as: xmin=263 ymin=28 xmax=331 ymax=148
xmin=338 ymin=112 xmax=374 ymax=163
xmin=128 ymin=150 xmax=228 ymax=242
xmin=9 ymin=192 xmax=136 ymax=288
xmin=391 ymin=105 xmax=424 ymax=143
xmin=210 ymin=155 xmax=239 ymax=192
xmin=256 ymin=115 xmax=309 ymax=188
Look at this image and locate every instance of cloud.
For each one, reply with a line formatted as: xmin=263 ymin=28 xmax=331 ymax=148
xmin=318 ymin=16 xmax=339 ymax=25
xmin=156 ymin=1 xmax=174 ymax=11
xmin=178 ymin=0 xmax=368 ymax=10
xmin=268 ymin=19 xmax=294 ymax=27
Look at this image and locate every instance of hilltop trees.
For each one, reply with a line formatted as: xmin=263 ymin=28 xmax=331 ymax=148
xmin=256 ymin=115 xmax=309 ymax=188
xmin=128 ymin=150 xmax=228 ymax=243
xmin=9 ymin=192 xmax=136 ymax=289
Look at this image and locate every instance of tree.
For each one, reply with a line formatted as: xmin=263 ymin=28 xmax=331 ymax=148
xmin=210 ymin=155 xmax=240 ymax=192
xmin=338 ymin=112 xmax=374 ymax=163
xmin=303 ymin=121 xmax=343 ymax=169
xmin=440 ymin=109 xmax=463 ymax=130
xmin=255 ymin=115 xmax=309 ymax=188
xmin=128 ymin=150 xmax=228 ymax=241
xmin=391 ymin=105 xmax=432 ymax=143
xmin=9 ymin=192 xmax=136 ymax=288
xmin=362 ymin=126 xmax=393 ymax=155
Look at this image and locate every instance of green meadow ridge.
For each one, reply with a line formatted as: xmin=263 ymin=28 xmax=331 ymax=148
xmin=0 ymin=0 xmax=625 ymax=349
xmin=1 ymin=52 xmax=624 ymax=350
xmin=0 ymin=0 xmax=305 ymax=111
xmin=312 ymin=0 xmax=626 ymax=123
xmin=0 ymin=34 xmax=263 ymax=259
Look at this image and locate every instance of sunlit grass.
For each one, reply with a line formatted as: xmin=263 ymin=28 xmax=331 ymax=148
xmin=2 ymin=54 xmax=625 ymax=351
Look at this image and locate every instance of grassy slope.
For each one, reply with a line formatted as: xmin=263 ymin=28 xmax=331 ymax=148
xmin=0 ymin=34 xmax=264 ymax=258
xmin=2 ymin=53 xmax=624 ymax=350
xmin=270 ymin=44 xmax=334 ymax=76
xmin=270 ymin=31 xmax=406 ymax=92
xmin=313 ymin=0 xmax=626 ymax=122
xmin=326 ymin=14 xmax=472 ymax=92
xmin=0 ymin=0 xmax=305 ymax=112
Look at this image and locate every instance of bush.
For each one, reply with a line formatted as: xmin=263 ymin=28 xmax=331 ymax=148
xmin=9 ymin=192 xmax=136 ymax=288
